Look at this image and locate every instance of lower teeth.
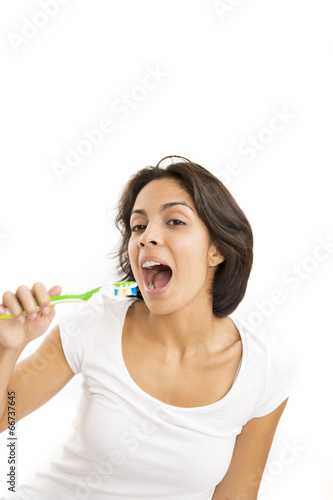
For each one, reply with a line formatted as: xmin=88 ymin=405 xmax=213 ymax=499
xmin=148 ymin=281 xmax=154 ymax=289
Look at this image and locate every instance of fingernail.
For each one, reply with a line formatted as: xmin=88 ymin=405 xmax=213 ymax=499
xmin=17 ymin=315 xmax=25 ymax=324
xmin=42 ymin=307 xmax=50 ymax=315
xmin=0 ymin=305 xmax=6 ymax=315
xmin=28 ymin=312 xmax=37 ymax=320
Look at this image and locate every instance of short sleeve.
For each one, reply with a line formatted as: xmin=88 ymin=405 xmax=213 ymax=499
xmin=57 ymin=288 xmax=136 ymax=375
xmin=57 ymin=299 xmax=98 ymax=375
xmin=251 ymin=332 xmax=298 ymax=418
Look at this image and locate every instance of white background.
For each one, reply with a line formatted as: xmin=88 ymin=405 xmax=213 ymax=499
xmin=0 ymin=1 xmax=332 ymax=498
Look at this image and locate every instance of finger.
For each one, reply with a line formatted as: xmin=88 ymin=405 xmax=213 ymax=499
xmin=16 ymin=285 xmax=39 ymax=319
xmin=48 ymin=285 xmax=63 ymax=296
xmin=31 ymin=282 xmax=52 ymax=316
xmin=2 ymin=291 xmax=26 ymax=323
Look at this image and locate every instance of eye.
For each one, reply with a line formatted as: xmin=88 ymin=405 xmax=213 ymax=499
xmin=131 ymin=224 xmax=146 ymax=232
xmin=130 ymin=219 xmax=185 ymax=232
xmin=168 ymin=219 xmax=185 ymax=226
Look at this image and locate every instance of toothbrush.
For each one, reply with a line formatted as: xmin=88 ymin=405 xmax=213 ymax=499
xmin=0 ymin=281 xmax=138 ymax=320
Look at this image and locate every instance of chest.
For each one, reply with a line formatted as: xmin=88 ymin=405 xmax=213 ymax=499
xmin=122 ymin=321 xmax=242 ymax=408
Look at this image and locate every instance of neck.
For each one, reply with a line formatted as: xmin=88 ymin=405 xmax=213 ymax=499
xmin=140 ymin=295 xmax=221 ymax=364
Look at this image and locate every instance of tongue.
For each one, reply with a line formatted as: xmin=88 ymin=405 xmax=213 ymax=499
xmin=152 ymin=267 xmax=172 ymax=289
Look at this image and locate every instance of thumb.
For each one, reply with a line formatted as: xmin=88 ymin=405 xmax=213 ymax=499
xmin=48 ymin=285 xmax=63 ymax=296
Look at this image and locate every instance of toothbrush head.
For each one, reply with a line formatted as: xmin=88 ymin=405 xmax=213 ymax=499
xmin=112 ymin=281 xmax=138 ymax=297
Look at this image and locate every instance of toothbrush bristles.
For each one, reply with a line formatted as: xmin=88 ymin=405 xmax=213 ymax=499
xmin=113 ymin=282 xmax=137 ymax=297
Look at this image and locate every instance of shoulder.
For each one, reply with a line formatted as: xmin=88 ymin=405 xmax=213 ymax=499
xmin=231 ymin=315 xmax=296 ymax=371
xmin=230 ymin=316 xmax=298 ymax=419
xmin=57 ymin=288 xmax=140 ymax=346
xmin=57 ymin=290 xmax=141 ymax=374
xmin=72 ymin=287 xmax=140 ymax=324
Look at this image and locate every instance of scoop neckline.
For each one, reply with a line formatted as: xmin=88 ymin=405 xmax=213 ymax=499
xmin=119 ymin=298 xmax=247 ymax=413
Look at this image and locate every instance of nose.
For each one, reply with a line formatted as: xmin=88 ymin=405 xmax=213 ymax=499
xmin=138 ymin=223 xmax=162 ymax=248
xmin=139 ymin=239 xmax=157 ymax=248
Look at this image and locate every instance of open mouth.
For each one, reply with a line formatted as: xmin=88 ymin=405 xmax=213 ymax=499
xmin=141 ymin=261 xmax=173 ymax=290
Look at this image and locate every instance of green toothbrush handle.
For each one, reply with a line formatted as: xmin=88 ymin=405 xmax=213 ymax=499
xmin=0 ymin=282 xmax=137 ymax=320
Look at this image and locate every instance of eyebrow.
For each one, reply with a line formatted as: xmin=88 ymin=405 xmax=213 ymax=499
xmin=130 ymin=201 xmax=194 ymax=218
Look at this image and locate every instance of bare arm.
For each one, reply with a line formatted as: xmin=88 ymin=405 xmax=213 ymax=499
xmin=0 ymin=325 xmax=74 ymax=433
xmin=212 ymin=398 xmax=289 ymax=500
xmin=0 ymin=345 xmax=27 ymax=424
xmin=0 ymin=282 xmax=75 ymax=433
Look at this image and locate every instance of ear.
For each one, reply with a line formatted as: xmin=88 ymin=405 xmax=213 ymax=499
xmin=208 ymin=243 xmax=225 ymax=267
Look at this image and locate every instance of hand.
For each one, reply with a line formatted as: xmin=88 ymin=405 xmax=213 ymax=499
xmin=0 ymin=282 xmax=62 ymax=351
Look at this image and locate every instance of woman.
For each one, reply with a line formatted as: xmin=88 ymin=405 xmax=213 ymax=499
xmin=0 ymin=156 xmax=296 ymax=499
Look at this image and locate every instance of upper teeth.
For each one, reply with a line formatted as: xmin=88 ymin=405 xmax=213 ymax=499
xmin=142 ymin=261 xmax=161 ymax=269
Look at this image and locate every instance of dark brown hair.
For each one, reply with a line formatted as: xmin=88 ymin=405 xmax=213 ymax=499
xmin=112 ymin=155 xmax=253 ymax=317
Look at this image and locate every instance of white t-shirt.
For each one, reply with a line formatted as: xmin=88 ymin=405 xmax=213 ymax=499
xmin=5 ymin=287 xmax=297 ymax=500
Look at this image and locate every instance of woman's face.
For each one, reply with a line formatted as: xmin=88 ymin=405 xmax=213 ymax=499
xmin=128 ymin=178 xmax=224 ymax=315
